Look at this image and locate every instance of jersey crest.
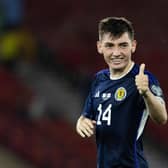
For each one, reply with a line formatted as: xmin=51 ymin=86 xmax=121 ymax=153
xmin=114 ymin=87 xmax=127 ymax=101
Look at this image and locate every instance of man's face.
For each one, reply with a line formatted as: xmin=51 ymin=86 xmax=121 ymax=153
xmin=97 ymin=32 xmax=136 ymax=72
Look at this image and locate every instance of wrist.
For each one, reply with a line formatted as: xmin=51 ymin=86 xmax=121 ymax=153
xmin=142 ymin=89 xmax=150 ymax=98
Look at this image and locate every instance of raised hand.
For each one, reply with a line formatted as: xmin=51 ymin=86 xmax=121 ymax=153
xmin=135 ymin=63 xmax=149 ymax=95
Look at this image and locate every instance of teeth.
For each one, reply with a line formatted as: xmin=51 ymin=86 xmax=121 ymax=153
xmin=111 ymin=57 xmax=123 ymax=59
xmin=112 ymin=59 xmax=122 ymax=61
xmin=110 ymin=59 xmax=122 ymax=63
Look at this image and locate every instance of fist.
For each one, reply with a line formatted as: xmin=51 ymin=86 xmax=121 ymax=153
xmin=135 ymin=63 xmax=149 ymax=95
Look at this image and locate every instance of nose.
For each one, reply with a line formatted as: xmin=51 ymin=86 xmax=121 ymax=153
xmin=112 ymin=47 xmax=120 ymax=56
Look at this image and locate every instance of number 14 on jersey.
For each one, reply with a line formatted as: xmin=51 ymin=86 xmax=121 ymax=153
xmin=97 ymin=104 xmax=112 ymax=126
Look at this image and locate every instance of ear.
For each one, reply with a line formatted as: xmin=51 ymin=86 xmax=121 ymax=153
xmin=131 ymin=40 xmax=137 ymax=53
xmin=97 ymin=41 xmax=103 ymax=54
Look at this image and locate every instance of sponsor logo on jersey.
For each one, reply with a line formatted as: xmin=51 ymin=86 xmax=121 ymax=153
xmin=151 ymin=85 xmax=162 ymax=96
xmin=102 ymin=93 xmax=111 ymax=100
xmin=115 ymin=87 xmax=127 ymax=101
xmin=102 ymin=93 xmax=111 ymax=101
xmin=94 ymin=90 xmax=100 ymax=98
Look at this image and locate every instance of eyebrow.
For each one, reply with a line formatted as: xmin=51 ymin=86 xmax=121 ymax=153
xmin=119 ymin=42 xmax=129 ymax=45
xmin=104 ymin=42 xmax=129 ymax=46
xmin=104 ymin=42 xmax=114 ymax=46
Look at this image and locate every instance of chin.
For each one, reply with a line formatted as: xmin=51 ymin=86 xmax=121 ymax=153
xmin=110 ymin=63 xmax=125 ymax=70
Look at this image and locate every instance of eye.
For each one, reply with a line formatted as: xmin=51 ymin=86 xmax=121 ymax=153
xmin=119 ymin=43 xmax=129 ymax=48
xmin=104 ymin=43 xmax=114 ymax=48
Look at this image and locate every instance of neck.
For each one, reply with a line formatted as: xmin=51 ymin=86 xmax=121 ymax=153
xmin=110 ymin=61 xmax=134 ymax=79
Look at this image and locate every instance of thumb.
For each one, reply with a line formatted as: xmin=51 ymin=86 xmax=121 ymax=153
xmin=92 ymin=120 xmax=96 ymax=125
xmin=139 ymin=63 xmax=145 ymax=75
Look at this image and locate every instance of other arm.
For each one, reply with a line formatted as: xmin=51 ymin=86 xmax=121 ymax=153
xmin=142 ymin=90 xmax=167 ymax=124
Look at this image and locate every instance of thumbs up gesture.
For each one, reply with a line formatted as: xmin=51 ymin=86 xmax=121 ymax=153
xmin=135 ymin=63 xmax=149 ymax=95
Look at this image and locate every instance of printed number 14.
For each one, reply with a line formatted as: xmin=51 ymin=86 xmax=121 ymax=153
xmin=97 ymin=104 xmax=112 ymax=125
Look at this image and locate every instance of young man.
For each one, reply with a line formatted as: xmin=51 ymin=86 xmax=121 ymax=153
xmin=76 ymin=17 xmax=167 ymax=168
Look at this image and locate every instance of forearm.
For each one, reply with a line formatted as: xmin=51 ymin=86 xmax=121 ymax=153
xmin=143 ymin=90 xmax=167 ymax=124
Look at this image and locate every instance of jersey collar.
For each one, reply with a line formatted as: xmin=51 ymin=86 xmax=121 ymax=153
xmin=110 ymin=62 xmax=135 ymax=80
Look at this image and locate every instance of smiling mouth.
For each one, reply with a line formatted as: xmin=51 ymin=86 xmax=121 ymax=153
xmin=110 ymin=58 xmax=124 ymax=63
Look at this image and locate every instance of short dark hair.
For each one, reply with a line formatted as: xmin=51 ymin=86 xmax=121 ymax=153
xmin=98 ymin=17 xmax=134 ymax=40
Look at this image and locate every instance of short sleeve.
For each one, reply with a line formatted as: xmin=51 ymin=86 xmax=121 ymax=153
xmin=148 ymin=72 xmax=164 ymax=100
xmin=81 ymin=92 xmax=93 ymax=119
xmin=81 ymin=77 xmax=97 ymax=119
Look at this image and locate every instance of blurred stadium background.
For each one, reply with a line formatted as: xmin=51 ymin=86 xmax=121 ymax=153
xmin=0 ymin=0 xmax=168 ymax=167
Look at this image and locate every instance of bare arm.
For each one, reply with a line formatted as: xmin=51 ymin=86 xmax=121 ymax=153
xmin=143 ymin=90 xmax=167 ymax=124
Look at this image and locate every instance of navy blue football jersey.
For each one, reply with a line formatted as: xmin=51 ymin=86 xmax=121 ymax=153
xmin=82 ymin=63 xmax=164 ymax=168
